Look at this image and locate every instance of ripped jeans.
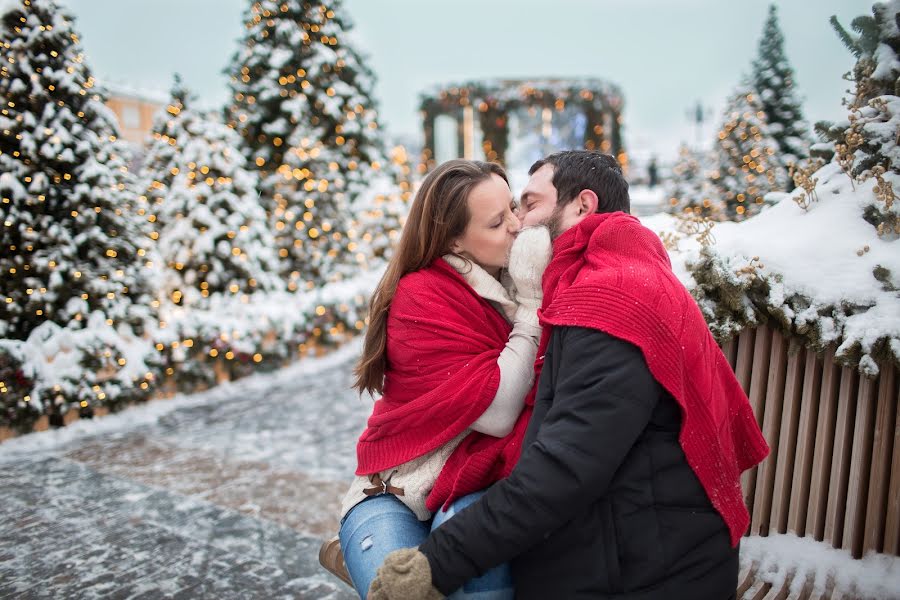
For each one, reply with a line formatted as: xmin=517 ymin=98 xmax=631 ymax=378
xmin=339 ymin=491 xmax=514 ymax=599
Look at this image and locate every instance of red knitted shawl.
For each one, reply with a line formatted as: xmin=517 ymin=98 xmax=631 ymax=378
xmin=538 ymin=212 xmax=769 ymax=546
xmin=355 ymin=258 xmax=513 ymax=475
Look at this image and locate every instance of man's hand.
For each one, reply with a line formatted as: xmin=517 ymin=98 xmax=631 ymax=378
xmin=367 ymin=548 xmax=444 ymax=600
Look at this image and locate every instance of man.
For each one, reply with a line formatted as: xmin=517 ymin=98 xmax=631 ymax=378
xmin=369 ymin=151 xmax=770 ymax=599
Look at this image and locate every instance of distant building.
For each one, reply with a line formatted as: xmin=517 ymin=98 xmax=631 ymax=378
xmin=104 ymin=83 xmax=166 ymax=146
xmin=418 ymin=78 xmax=626 ymax=174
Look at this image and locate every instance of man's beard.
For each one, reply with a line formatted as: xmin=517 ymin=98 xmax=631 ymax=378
xmin=542 ymin=205 xmax=567 ymax=240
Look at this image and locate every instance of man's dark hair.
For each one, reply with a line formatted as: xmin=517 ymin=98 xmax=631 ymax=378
xmin=529 ymin=150 xmax=630 ymax=214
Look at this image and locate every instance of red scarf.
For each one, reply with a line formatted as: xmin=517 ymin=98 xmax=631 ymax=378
xmin=538 ymin=212 xmax=769 ymax=546
xmin=355 ymin=258 xmax=513 ymax=475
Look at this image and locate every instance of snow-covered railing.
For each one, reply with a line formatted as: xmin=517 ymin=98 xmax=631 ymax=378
xmin=724 ymin=324 xmax=899 ymax=599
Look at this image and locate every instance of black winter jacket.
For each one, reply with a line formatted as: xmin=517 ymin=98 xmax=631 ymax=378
xmin=420 ymin=326 xmax=739 ymax=599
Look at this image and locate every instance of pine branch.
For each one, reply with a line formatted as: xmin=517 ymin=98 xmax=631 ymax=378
xmin=830 ymin=15 xmax=862 ymax=57
xmin=850 ymin=16 xmax=880 ymax=55
xmin=813 ymin=120 xmax=835 ymax=141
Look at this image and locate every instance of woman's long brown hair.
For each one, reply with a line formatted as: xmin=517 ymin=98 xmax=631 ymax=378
xmin=353 ymin=159 xmax=509 ymax=397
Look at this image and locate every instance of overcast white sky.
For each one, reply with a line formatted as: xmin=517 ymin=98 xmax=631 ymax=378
xmin=57 ymin=0 xmax=871 ymax=162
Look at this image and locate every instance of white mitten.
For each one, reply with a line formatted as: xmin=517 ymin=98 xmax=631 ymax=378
xmin=507 ymin=226 xmax=552 ymax=327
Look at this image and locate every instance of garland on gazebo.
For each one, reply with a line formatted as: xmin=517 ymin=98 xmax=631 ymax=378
xmin=418 ymin=78 xmax=625 ymax=169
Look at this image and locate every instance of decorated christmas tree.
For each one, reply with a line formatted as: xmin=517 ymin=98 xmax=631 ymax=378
xmin=817 ymin=0 xmax=899 ymax=238
xmin=352 ymin=144 xmax=413 ymax=265
xmin=225 ymin=0 xmax=391 ymax=289
xmin=154 ymin=104 xmax=284 ymax=307
xmin=751 ymin=4 xmax=811 ymax=166
xmin=664 ymin=144 xmax=721 ymax=218
xmin=139 ymin=74 xmax=192 ymax=232
xmin=708 ymin=85 xmax=789 ymax=220
xmin=0 ymin=0 xmax=155 ymax=341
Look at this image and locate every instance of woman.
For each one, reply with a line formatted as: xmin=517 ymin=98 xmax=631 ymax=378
xmin=325 ymin=160 xmax=551 ymax=599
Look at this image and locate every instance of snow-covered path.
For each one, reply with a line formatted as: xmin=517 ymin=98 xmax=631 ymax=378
xmin=0 ymin=342 xmax=368 ymax=599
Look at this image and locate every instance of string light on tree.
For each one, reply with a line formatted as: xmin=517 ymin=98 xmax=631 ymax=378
xmin=226 ymin=0 xmax=394 ymax=287
xmin=141 ymin=76 xmax=283 ymax=309
xmin=708 ymin=86 xmax=788 ymax=220
xmin=0 ymin=0 xmax=156 ymax=342
xmin=664 ymin=144 xmax=723 ymax=219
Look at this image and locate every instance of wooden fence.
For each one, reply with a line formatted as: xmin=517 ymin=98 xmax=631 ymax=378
xmin=721 ymin=325 xmax=899 ymax=599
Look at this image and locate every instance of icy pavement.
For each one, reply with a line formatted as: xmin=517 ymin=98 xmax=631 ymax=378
xmin=0 ymin=341 xmax=369 ymax=599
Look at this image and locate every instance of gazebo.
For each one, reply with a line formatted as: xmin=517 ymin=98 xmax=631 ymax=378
xmin=418 ymin=78 xmax=626 ymax=172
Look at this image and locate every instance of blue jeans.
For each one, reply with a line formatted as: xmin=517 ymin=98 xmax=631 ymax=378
xmin=339 ymin=491 xmax=514 ymax=599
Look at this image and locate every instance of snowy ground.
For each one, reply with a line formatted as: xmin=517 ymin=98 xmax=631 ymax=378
xmin=2 ymin=339 xmax=898 ymax=598
xmin=629 ymin=184 xmax=666 ymax=217
xmin=0 ymin=341 xmax=368 ymax=599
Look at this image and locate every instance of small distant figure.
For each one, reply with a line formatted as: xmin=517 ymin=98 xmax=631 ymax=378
xmin=648 ymin=156 xmax=659 ymax=188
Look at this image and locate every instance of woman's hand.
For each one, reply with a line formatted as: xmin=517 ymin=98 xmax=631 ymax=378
xmin=507 ymin=226 xmax=553 ymax=326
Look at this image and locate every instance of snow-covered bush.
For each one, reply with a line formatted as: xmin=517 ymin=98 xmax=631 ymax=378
xmin=644 ymin=161 xmax=900 ymax=377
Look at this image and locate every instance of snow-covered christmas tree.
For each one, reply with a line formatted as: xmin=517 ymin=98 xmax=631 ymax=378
xmin=0 ymin=0 xmax=155 ymax=341
xmin=139 ymin=74 xmax=191 ymax=232
xmin=664 ymin=144 xmax=721 ymax=218
xmin=817 ymin=0 xmax=899 ymax=239
xmin=225 ymin=0 xmax=391 ymax=289
xmin=0 ymin=0 xmax=160 ymax=428
xmin=751 ymin=4 xmax=811 ymax=166
xmin=148 ymin=86 xmax=284 ymax=307
xmin=352 ymin=144 xmax=412 ymax=264
xmin=708 ymin=85 xmax=789 ymax=220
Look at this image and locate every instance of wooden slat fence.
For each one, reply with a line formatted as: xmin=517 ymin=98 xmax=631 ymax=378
xmin=720 ymin=325 xmax=899 ymax=600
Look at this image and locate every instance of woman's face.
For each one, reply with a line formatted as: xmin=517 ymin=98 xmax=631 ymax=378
xmin=451 ymin=173 xmax=520 ymax=277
